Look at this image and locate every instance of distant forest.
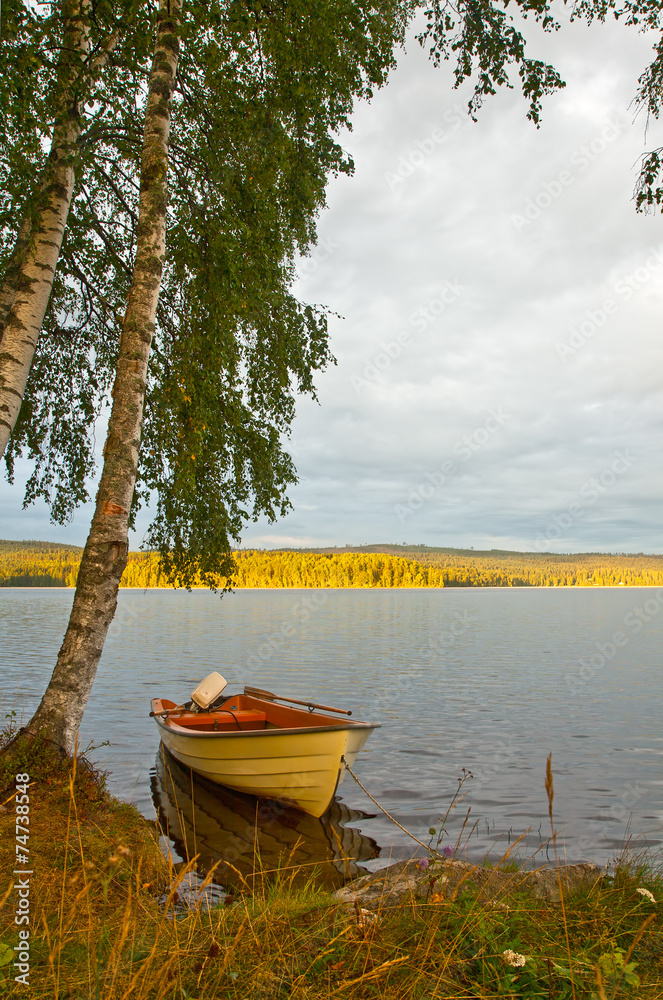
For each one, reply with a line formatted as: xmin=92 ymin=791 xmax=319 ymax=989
xmin=2 ymin=540 xmax=663 ymax=588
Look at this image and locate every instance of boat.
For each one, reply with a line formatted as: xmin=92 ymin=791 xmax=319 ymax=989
xmin=152 ymin=746 xmax=380 ymax=888
xmin=150 ymin=673 xmax=381 ymax=818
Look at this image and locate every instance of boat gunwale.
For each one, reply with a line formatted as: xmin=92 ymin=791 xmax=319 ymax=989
xmin=154 ymin=715 xmax=381 ymax=739
xmin=151 ymin=694 xmax=381 ymax=740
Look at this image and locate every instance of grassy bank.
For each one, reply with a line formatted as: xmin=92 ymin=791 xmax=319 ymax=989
xmin=1 ymin=733 xmax=662 ymax=998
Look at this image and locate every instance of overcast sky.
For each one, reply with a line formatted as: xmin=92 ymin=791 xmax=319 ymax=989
xmin=2 ymin=8 xmax=662 ymax=553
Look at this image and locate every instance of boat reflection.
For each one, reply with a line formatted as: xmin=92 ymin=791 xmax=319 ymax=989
xmin=151 ymin=747 xmax=381 ymax=889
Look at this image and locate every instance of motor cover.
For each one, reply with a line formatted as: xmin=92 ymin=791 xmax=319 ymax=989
xmin=191 ymin=672 xmax=228 ymax=710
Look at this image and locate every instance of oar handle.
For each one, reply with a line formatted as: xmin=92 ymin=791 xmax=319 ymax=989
xmin=243 ymin=686 xmax=352 ymax=716
xmin=149 ymin=704 xmax=187 ymax=718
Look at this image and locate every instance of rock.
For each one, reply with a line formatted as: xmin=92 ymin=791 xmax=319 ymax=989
xmin=162 ymin=869 xmax=226 ymax=911
xmin=333 ymin=858 xmax=602 ymax=912
xmin=524 ymin=862 xmax=602 ymax=901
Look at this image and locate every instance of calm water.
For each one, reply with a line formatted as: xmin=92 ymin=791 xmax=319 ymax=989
xmin=2 ymin=587 xmax=662 ymax=874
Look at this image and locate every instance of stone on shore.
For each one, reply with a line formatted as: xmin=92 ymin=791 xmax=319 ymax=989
xmin=334 ymin=858 xmax=603 ymax=911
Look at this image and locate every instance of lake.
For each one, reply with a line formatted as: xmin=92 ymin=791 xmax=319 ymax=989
xmin=2 ymin=586 xmax=662 ymax=879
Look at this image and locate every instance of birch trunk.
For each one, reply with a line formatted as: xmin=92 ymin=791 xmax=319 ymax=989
xmin=25 ymin=0 xmax=180 ymax=753
xmin=0 ymin=216 xmax=33 ymax=344
xmin=0 ymin=0 xmax=117 ymax=457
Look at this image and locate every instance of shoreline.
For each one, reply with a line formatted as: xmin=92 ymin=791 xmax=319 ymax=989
xmin=2 ymin=743 xmax=662 ymax=998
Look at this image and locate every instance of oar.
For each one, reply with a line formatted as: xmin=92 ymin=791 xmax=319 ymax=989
xmin=244 ymin=685 xmax=352 ymax=716
xmin=148 ymin=704 xmax=188 ymax=719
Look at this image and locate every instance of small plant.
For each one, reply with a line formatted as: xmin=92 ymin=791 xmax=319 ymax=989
xmin=0 ymin=940 xmax=14 ymax=982
xmin=591 ymin=946 xmax=641 ymax=998
xmin=426 ymin=767 xmax=475 ymax=858
xmin=1 ymin=710 xmax=18 ymax=748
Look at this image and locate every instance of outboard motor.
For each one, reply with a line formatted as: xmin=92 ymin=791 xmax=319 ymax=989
xmin=189 ymin=672 xmax=228 ymax=712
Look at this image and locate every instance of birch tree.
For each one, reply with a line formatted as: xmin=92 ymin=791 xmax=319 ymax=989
xmin=4 ymin=0 xmax=662 ymax=507
xmin=25 ymin=0 xmax=181 ymax=750
xmin=4 ymin=0 xmax=569 ymax=533
xmin=0 ymin=0 xmax=129 ymax=456
xmin=9 ymin=0 xmax=579 ymax=752
xmin=21 ymin=0 xmax=415 ymax=751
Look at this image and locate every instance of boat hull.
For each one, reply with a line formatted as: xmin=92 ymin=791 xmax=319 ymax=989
xmin=152 ymin=694 xmax=379 ymax=818
xmin=152 ymin=747 xmax=380 ymax=886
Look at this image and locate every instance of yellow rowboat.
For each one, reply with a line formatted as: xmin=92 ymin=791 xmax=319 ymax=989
xmin=152 ymin=747 xmax=380 ymax=887
xmin=150 ymin=681 xmax=380 ymax=818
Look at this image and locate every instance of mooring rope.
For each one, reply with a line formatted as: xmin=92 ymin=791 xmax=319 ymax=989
xmin=340 ymin=755 xmax=436 ymax=855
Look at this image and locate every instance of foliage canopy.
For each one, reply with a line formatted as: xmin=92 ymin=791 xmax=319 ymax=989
xmin=4 ymin=0 xmax=632 ymax=586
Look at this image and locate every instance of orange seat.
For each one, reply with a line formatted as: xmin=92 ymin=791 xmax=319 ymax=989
xmin=176 ymin=709 xmax=267 ymax=732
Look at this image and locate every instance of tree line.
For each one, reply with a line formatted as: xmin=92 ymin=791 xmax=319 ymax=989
xmin=3 ymin=541 xmax=662 ymax=589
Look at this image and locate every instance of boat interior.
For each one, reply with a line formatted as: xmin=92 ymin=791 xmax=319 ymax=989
xmin=151 ymin=693 xmax=353 ymax=733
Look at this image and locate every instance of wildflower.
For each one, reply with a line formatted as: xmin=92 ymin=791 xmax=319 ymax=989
xmin=416 ymin=857 xmax=430 ymax=870
xmin=117 ymin=845 xmax=132 ymax=857
xmin=636 ymin=887 xmax=656 ymax=903
xmin=443 ymin=845 xmax=454 ymax=857
xmin=503 ymin=949 xmax=528 ymax=967
xmin=488 ymin=900 xmax=511 ymax=912
xmin=355 ymin=907 xmax=379 ymax=930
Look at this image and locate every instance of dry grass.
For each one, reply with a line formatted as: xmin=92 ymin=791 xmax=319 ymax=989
xmin=0 ymin=735 xmax=661 ymax=999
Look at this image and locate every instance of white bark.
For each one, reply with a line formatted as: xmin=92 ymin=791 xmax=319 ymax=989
xmin=0 ymin=1 xmax=117 ymax=457
xmin=0 ymin=160 xmax=77 ymax=455
xmin=26 ymin=0 xmax=181 ymax=753
xmin=0 ymin=216 xmax=33 ymax=344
